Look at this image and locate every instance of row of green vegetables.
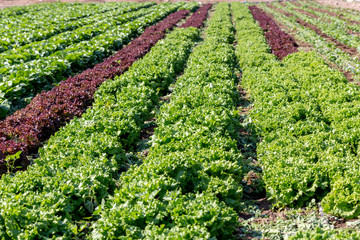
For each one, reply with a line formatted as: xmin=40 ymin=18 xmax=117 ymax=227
xmin=0 ymin=13 xmax=201 ymax=240
xmin=0 ymin=2 xmax=181 ymax=118
xmin=277 ymin=2 xmax=360 ymax=53
xmin=0 ymin=3 xmax=56 ymax=18
xmin=0 ymin=2 xmax=132 ymax=52
xmin=0 ymin=2 xmax=115 ymax=24
xmin=260 ymin=3 xmax=360 ymax=81
xmin=0 ymin=1 xmax=129 ymax=27
xmin=92 ymin=3 xmax=244 ymax=238
xmin=234 ymin=3 xmax=360 ymax=238
xmin=0 ymin=2 xmax=100 ymax=25
xmin=237 ymin=2 xmax=360 ymax=220
xmin=0 ymin=3 xmax=153 ymax=68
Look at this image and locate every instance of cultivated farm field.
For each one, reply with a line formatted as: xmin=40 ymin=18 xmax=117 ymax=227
xmin=0 ymin=1 xmax=360 ymax=239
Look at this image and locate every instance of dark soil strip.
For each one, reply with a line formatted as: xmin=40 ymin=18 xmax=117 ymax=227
xmin=249 ymin=5 xmax=298 ymax=60
xmin=308 ymin=5 xmax=360 ymax=25
xmin=137 ymin=117 xmax=157 ymax=158
xmin=230 ymin=7 xmax=263 ymax=201
xmin=232 ymin=10 xmax=265 ymax=240
xmin=140 ymin=118 xmax=157 ymax=142
xmin=0 ymin=9 xmax=192 ymax=176
xmin=237 ymin=83 xmax=264 ymax=200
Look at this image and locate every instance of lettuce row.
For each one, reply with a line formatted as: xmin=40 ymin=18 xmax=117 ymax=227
xmin=0 ymin=3 xmax=59 ymax=18
xmin=92 ymin=3 xmax=244 ymax=239
xmin=232 ymin=2 xmax=360 ymax=219
xmin=0 ymin=3 xmax=154 ymax=69
xmin=0 ymin=2 xmax=133 ymax=52
xmin=0 ymin=24 xmax=199 ymax=239
xmin=0 ymin=2 xmax=182 ymax=118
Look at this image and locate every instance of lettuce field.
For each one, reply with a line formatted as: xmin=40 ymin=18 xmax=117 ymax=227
xmin=1 ymin=0 xmax=360 ymax=239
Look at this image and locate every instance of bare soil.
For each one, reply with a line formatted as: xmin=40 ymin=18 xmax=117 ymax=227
xmin=238 ymin=197 xmax=360 ymax=239
xmin=308 ymin=5 xmax=339 ymax=17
